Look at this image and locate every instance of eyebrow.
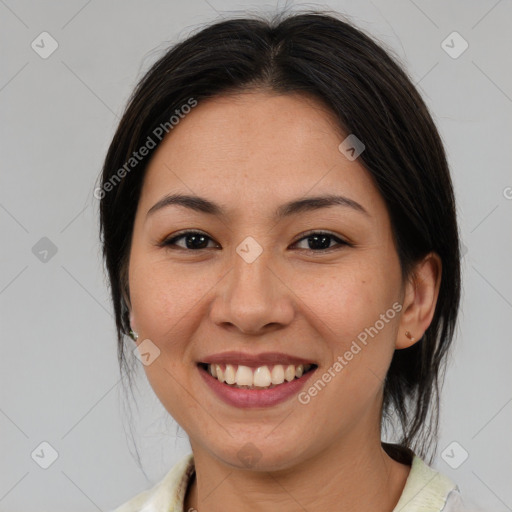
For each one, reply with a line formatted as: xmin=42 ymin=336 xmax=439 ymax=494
xmin=146 ymin=193 xmax=370 ymax=220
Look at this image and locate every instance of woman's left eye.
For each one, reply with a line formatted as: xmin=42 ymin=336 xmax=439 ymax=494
xmin=159 ymin=230 xmax=349 ymax=252
xmin=293 ymin=231 xmax=349 ymax=252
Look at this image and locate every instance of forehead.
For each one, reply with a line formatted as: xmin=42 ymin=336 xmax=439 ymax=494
xmin=139 ymin=91 xmax=384 ymax=218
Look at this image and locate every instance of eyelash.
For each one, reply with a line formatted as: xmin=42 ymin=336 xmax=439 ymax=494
xmin=159 ymin=230 xmax=351 ymax=253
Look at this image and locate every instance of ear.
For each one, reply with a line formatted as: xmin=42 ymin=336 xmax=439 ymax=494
xmin=396 ymin=252 xmax=442 ymax=349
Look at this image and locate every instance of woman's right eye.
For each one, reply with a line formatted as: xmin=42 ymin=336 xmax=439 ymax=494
xmin=160 ymin=231 xmax=219 ymax=250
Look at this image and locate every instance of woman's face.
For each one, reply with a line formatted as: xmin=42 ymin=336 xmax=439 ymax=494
xmin=128 ymin=91 xmax=407 ymax=470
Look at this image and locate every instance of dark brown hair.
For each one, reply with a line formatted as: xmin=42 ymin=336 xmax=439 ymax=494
xmin=98 ymin=9 xmax=461 ymax=464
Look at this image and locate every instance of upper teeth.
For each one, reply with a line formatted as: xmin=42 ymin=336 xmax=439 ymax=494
xmin=207 ymin=363 xmax=313 ymax=388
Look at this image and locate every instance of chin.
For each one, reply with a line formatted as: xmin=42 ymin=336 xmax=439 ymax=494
xmin=208 ymin=438 xmax=307 ymax=472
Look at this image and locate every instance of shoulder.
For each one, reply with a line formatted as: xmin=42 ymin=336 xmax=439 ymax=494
xmin=109 ymin=452 xmax=195 ymax=512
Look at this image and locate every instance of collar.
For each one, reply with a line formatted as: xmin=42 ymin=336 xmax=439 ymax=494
xmin=392 ymin=454 xmax=458 ymax=511
xmin=114 ymin=450 xmax=458 ymax=512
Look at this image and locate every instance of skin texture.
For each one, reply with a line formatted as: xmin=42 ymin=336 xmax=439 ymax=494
xmin=127 ymin=91 xmax=442 ymax=512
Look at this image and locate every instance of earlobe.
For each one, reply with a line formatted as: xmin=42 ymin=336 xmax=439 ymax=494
xmin=404 ymin=330 xmax=415 ymax=342
xmin=396 ymin=252 xmax=442 ymax=350
xmin=396 ymin=327 xmax=417 ymax=350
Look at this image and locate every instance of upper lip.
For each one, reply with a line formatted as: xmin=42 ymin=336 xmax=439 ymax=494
xmin=199 ymin=351 xmax=316 ymax=368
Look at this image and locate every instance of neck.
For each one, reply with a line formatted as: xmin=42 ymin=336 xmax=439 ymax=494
xmin=184 ymin=431 xmax=411 ymax=512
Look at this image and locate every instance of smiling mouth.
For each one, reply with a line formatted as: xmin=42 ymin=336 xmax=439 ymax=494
xmin=198 ymin=362 xmax=317 ymax=389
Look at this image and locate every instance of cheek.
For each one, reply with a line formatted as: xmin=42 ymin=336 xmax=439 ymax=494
xmin=128 ymin=259 xmax=204 ymax=419
xmin=294 ymin=260 xmax=400 ymax=386
xmin=296 ymin=270 xmax=398 ymax=428
xmin=296 ymin=264 xmax=394 ymax=338
xmin=129 ymin=257 xmax=205 ymax=337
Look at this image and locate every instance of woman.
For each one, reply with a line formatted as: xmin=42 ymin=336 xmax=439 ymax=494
xmin=99 ymin=10 xmax=473 ymax=511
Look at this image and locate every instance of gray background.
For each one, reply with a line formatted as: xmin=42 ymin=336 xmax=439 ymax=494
xmin=1 ymin=0 xmax=511 ymax=510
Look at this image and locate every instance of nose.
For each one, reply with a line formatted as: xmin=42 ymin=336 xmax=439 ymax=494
xmin=209 ymin=247 xmax=295 ymax=335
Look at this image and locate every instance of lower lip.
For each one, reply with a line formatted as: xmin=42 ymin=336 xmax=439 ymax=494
xmin=198 ymin=364 xmax=317 ymax=408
